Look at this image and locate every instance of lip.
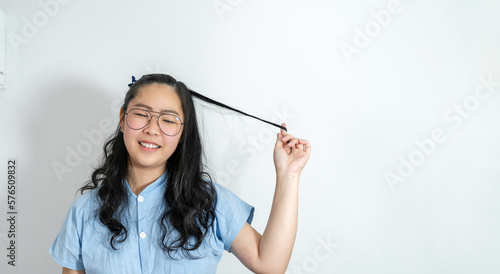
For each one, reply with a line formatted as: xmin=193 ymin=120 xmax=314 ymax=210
xmin=138 ymin=140 xmax=161 ymax=151
xmin=139 ymin=140 xmax=161 ymax=147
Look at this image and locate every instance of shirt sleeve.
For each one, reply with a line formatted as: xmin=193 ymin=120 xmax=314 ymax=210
xmin=213 ymin=183 xmax=255 ymax=252
xmin=49 ymin=194 xmax=89 ymax=271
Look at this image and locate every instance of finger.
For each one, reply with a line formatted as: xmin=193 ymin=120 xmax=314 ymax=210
xmin=281 ymin=122 xmax=287 ymax=134
xmin=296 ymin=143 xmax=305 ymax=151
xmin=281 ymin=134 xmax=295 ymax=143
xmin=286 ymin=137 xmax=301 ymax=147
xmin=276 ymin=132 xmax=292 ymax=150
xmin=298 ymin=139 xmax=311 ymax=153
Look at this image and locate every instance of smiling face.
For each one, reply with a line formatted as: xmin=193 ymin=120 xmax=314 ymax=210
xmin=120 ymin=83 xmax=184 ymax=174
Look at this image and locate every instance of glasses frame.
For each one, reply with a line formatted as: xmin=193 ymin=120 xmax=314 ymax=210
xmin=124 ymin=108 xmax=184 ymax=136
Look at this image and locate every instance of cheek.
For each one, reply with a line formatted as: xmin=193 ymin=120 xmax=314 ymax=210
xmin=163 ymin=135 xmax=181 ymax=147
xmin=161 ymin=136 xmax=182 ymax=153
xmin=122 ymin=129 xmax=138 ymax=148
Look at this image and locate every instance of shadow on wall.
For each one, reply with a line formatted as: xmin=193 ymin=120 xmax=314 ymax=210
xmin=28 ymin=76 xmax=121 ymax=191
xmin=18 ymin=75 xmax=121 ymax=271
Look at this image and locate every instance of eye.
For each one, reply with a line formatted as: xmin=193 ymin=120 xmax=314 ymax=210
xmin=162 ymin=118 xmax=176 ymax=124
xmin=160 ymin=114 xmax=179 ymax=124
xmin=134 ymin=113 xmax=148 ymax=118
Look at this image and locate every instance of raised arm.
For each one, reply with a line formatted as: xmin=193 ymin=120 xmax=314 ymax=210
xmin=230 ymin=123 xmax=311 ymax=273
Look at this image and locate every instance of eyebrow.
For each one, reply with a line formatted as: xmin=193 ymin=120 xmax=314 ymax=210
xmin=131 ymin=103 xmax=181 ymax=116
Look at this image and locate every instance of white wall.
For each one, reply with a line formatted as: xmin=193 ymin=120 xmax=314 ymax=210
xmin=1 ymin=0 xmax=499 ymax=273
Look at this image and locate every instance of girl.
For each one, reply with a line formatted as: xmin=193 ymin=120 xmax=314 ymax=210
xmin=50 ymin=74 xmax=311 ymax=273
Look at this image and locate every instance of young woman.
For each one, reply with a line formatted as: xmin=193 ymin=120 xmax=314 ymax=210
xmin=50 ymin=74 xmax=311 ymax=273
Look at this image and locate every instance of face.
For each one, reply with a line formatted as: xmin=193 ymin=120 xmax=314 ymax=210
xmin=120 ymin=83 xmax=184 ymax=172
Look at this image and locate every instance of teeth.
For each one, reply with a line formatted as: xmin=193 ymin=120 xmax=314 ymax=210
xmin=140 ymin=142 xmax=160 ymax=149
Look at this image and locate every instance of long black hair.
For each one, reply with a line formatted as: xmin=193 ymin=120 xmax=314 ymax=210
xmin=79 ymin=73 xmax=285 ymax=258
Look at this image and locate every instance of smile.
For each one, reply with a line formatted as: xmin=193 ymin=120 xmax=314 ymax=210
xmin=139 ymin=141 xmax=161 ymax=149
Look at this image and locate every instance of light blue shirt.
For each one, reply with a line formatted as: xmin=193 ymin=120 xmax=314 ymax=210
xmin=50 ymin=171 xmax=254 ymax=273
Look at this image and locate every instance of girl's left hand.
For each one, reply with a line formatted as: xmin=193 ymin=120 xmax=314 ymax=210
xmin=273 ymin=123 xmax=311 ymax=177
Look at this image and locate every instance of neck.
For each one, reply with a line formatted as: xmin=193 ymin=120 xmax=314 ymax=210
xmin=126 ymin=164 xmax=166 ymax=195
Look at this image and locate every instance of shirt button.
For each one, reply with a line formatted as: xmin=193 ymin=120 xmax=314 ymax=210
xmin=138 ymin=196 xmax=144 ymax=202
xmin=140 ymin=232 xmax=146 ymax=239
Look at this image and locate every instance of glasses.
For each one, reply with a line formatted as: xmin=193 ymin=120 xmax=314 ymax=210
xmin=125 ymin=108 xmax=184 ymax=136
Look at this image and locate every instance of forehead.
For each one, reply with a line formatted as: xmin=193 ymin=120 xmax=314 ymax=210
xmin=131 ymin=84 xmax=184 ymax=118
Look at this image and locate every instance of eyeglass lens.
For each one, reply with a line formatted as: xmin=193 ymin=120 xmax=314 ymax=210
xmin=126 ymin=108 xmax=182 ymax=136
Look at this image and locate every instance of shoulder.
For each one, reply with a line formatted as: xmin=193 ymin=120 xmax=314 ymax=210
xmin=50 ymin=189 xmax=101 ymax=271
xmin=211 ymin=182 xmax=254 ymax=223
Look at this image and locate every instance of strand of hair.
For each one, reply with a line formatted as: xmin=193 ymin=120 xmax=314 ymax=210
xmin=189 ymin=89 xmax=287 ymax=132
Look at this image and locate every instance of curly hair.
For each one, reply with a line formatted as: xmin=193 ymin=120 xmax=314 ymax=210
xmin=79 ymin=73 xmax=218 ymax=259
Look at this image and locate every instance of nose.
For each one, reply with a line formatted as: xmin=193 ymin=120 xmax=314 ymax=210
xmin=144 ymin=115 xmax=161 ymax=135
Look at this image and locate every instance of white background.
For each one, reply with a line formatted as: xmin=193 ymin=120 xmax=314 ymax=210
xmin=1 ymin=0 xmax=499 ymax=273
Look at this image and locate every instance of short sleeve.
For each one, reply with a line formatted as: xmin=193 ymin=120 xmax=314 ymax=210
xmin=49 ymin=194 xmax=90 ymax=271
xmin=213 ymin=183 xmax=255 ymax=252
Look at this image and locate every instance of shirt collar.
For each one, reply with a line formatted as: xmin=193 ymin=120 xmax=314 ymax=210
xmin=123 ymin=169 xmax=168 ymax=198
